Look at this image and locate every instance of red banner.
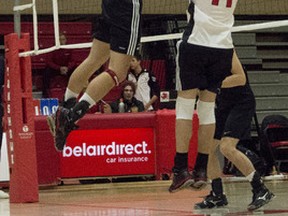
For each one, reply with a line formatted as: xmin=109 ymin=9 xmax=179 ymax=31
xmin=60 ymin=128 xmax=156 ymax=178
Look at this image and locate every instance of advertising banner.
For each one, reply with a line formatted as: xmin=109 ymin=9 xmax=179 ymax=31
xmin=39 ymin=98 xmax=58 ymax=115
xmin=60 ymin=128 xmax=155 ymax=178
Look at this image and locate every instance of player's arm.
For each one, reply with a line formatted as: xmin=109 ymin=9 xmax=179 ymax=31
xmin=221 ymin=50 xmax=246 ymax=88
xmin=145 ymin=72 xmax=160 ymax=110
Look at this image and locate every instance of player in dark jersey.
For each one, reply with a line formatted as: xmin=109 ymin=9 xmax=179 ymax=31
xmin=195 ymin=61 xmax=274 ymax=210
xmin=47 ymin=0 xmax=142 ymax=151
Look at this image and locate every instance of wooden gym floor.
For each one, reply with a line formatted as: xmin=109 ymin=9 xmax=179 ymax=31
xmin=0 ymin=178 xmax=288 ymax=216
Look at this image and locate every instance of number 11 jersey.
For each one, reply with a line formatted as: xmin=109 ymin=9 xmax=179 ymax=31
xmin=186 ymin=0 xmax=239 ymax=49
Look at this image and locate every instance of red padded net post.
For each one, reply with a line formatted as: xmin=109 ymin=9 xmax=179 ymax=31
xmin=4 ymin=33 xmax=39 ymax=203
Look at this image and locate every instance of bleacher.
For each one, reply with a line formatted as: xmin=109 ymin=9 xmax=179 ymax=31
xmin=233 ymin=21 xmax=288 ymax=125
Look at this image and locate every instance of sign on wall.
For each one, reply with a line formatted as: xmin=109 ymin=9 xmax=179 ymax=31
xmin=60 ymin=128 xmax=156 ymax=178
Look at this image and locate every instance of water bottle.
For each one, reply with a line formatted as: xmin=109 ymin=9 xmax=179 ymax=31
xmin=118 ymin=98 xmax=125 ymax=113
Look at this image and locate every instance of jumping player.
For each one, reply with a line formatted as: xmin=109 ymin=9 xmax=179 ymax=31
xmin=47 ymin=0 xmax=142 ymax=151
xmin=169 ymin=0 xmax=239 ymax=193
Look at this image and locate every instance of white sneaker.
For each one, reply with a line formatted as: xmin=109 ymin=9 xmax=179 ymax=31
xmin=0 ymin=190 xmax=9 ymax=199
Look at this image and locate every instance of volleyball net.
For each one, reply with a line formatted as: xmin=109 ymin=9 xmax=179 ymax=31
xmin=11 ymin=0 xmax=288 ymax=57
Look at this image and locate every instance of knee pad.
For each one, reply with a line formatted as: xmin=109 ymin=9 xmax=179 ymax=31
xmin=197 ymin=100 xmax=215 ymax=125
xmin=176 ymin=97 xmax=196 ymax=120
xmin=106 ymin=69 xmax=119 ymax=86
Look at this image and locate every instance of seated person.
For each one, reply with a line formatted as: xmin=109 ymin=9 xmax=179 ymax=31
xmin=42 ymin=32 xmax=76 ymax=97
xmin=128 ymin=54 xmax=160 ymax=111
xmin=103 ymin=81 xmax=144 ymax=113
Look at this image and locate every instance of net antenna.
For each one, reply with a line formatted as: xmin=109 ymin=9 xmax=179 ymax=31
xmin=13 ymin=0 xmax=66 ymax=57
xmin=14 ymin=0 xmax=288 ymax=58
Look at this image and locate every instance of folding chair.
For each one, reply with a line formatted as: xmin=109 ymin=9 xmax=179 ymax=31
xmin=263 ymin=119 xmax=288 ymax=174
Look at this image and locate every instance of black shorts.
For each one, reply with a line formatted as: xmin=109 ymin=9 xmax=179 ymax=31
xmin=214 ymin=98 xmax=256 ymax=140
xmin=93 ymin=0 xmax=142 ymax=55
xmin=176 ymin=41 xmax=233 ymax=93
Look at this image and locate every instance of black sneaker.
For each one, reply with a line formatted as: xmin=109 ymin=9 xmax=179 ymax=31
xmin=248 ymin=187 xmax=275 ymax=211
xmin=168 ymin=169 xmax=194 ymax=193
xmin=194 ymin=191 xmax=228 ymax=209
xmin=47 ymin=98 xmax=77 ymax=137
xmin=54 ymin=107 xmax=78 ymax=151
xmin=191 ymin=170 xmax=207 ymax=190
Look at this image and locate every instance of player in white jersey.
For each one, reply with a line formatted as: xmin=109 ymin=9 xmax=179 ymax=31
xmin=169 ymin=0 xmax=234 ymax=192
xmin=170 ymin=0 xmax=274 ymax=211
xmin=187 ymin=0 xmax=237 ymax=49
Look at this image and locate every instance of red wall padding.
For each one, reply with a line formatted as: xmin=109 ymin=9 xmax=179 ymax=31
xmin=34 ymin=110 xmax=199 ymax=184
xmin=155 ymin=109 xmax=198 ymax=179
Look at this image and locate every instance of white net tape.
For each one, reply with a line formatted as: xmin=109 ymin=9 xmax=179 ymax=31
xmin=15 ymin=0 xmax=288 ymax=58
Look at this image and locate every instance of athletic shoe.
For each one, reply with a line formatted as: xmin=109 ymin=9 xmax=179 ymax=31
xmin=54 ymin=107 xmax=78 ymax=151
xmin=191 ymin=169 xmax=207 ymax=190
xmin=194 ymin=191 xmax=228 ymax=209
xmin=47 ymin=98 xmax=77 ymax=137
xmin=247 ymin=187 xmax=275 ymax=211
xmin=0 ymin=190 xmax=9 ymax=199
xmin=168 ymin=169 xmax=194 ymax=193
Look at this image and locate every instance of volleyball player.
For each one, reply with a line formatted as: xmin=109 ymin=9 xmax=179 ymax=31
xmin=169 ymin=0 xmax=239 ymax=193
xmin=170 ymin=0 xmax=274 ymax=210
xmin=47 ymin=0 xmax=142 ymax=151
xmin=170 ymin=0 xmax=242 ymax=192
xmin=195 ymin=56 xmax=275 ymax=211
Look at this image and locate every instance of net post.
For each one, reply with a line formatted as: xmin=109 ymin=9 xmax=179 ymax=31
xmin=4 ymin=33 xmax=39 ymax=203
xmin=32 ymin=0 xmax=39 ymax=52
xmin=13 ymin=0 xmax=21 ymax=37
xmin=52 ymin=0 xmax=60 ymax=48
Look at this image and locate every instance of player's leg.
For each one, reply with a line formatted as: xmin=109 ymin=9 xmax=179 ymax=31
xmin=200 ymin=52 xmax=246 ymax=199
xmin=193 ymin=47 xmax=233 ymax=206
xmin=220 ymin=136 xmax=275 ymax=210
xmin=52 ymin=0 xmax=142 ymax=151
xmin=202 ymin=104 xmax=228 ymax=206
xmin=169 ymin=40 xmax=200 ymax=193
xmin=169 ymin=89 xmax=198 ymax=193
xmin=191 ymin=90 xmax=216 ymax=189
xmin=83 ymin=51 xmax=132 ymax=105
xmin=220 ymin=137 xmax=255 ymax=176
xmin=219 ymin=101 xmax=274 ymax=211
xmin=46 ymin=39 xmax=110 ymax=136
xmin=191 ymin=134 xmax=209 ymax=190
xmin=194 ymin=140 xmax=228 ymax=209
xmin=192 ymin=90 xmax=216 ymax=189
xmin=195 ymin=90 xmax=231 ymax=209
xmin=194 ymin=91 xmax=228 ymax=209
xmin=67 ymin=39 xmax=110 ymax=97
xmin=53 ymin=49 xmax=132 ymax=151
xmin=192 ymin=47 xmax=233 ymax=191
